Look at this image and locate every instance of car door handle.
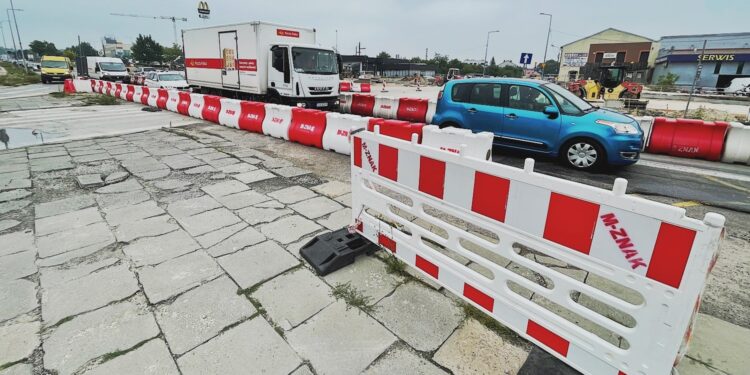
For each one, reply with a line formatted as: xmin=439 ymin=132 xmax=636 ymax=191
xmin=505 ymin=113 xmax=518 ymax=119
xmin=467 ymin=108 xmax=477 ymax=114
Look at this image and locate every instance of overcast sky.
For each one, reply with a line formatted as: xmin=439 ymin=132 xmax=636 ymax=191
xmin=3 ymin=0 xmax=748 ymax=64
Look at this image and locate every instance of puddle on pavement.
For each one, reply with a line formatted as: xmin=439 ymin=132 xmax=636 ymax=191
xmin=0 ymin=128 xmax=63 ymax=150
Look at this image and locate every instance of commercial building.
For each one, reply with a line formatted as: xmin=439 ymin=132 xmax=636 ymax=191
xmin=652 ymin=32 xmax=750 ymax=90
xmin=558 ymin=28 xmax=655 ymax=82
xmin=102 ymin=37 xmax=131 ymax=58
xmin=340 ymin=55 xmax=436 ymax=78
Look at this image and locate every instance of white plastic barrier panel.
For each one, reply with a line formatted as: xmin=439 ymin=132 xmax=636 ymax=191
xmin=350 ymin=128 xmax=725 ymax=375
xmin=339 ymin=93 xmax=353 ymax=114
xmin=146 ymin=89 xmax=159 ymax=107
xmin=426 ymin=99 xmax=437 ymax=124
xmin=72 ymin=79 xmax=92 ymax=93
xmin=261 ymin=104 xmax=292 ymax=139
xmin=322 ymin=113 xmax=369 ymax=155
xmin=721 ymin=123 xmax=750 ymax=165
xmin=188 ymin=93 xmax=205 ymax=120
xmin=165 ymin=90 xmax=180 ymax=112
xmin=637 ymin=116 xmax=655 ymax=151
xmin=421 ymin=125 xmax=493 ymax=160
xmin=132 ymin=86 xmax=144 ymax=104
xmin=119 ymin=85 xmax=129 ymax=100
xmin=218 ymin=98 xmax=242 ymax=129
xmin=373 ymin=96 xmax=398 ymax=119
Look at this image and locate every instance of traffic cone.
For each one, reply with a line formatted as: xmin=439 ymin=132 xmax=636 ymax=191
xmin=63 ymin=79 xmax=76 ymax=94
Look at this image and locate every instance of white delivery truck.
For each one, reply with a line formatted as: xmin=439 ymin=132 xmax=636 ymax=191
xmin=183 ymin=21 xmax=340 ymax=109
xmin=83 ymin=57 xmax=130 ymax=82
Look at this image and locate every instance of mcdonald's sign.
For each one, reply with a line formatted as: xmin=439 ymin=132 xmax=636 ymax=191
xmin=198 ymin=1 xmax=210 ymax=18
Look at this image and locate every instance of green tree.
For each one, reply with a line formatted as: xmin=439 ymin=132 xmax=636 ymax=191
xmin=29 ymin=40 xmax=60 ymax=56
xmin=162 ymin=43 xmax=182 ymax=63
xmin=542 ymin=59 xmax=559 ymax=75
xmin=131 ymin=34 xmax=164 ymax=64
xmin=62 ymin=49 xmax=76 ymax=62
xmin=65 ymin=42 xmax=99 ymax=58
xmin=489 ymin=57 xmax=497 ymax=67
xmin=376 ymin=51 xmax=391 ymax=59
xmin=656 ymin=73 xmax=679 ymax=91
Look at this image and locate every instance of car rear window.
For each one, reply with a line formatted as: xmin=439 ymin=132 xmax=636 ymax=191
xmin=469 ymin=83 xmax=502 ymax=106
xmin=451 ymin=83 xmax=473 ymax=103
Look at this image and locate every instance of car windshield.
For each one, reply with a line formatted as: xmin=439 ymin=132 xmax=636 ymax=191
xmin=158 ymin=74 xmax=184 ymax=81
xmin=291 ymin=47 xmax=338 ymax=75
xmin=542 ymin=83 xmax=594 ymax=115
xmin=99 ymin=62 xmax=126 ymax=72
xmin=41 ymin=60 xmax=68 ymax=69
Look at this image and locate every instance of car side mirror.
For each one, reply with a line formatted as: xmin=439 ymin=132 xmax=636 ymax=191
xmin=543 ymin=105 xmax=559 ymax=118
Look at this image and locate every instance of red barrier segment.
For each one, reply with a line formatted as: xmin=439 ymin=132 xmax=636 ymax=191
xmin=90 ymin=80 xmax=97 ymax=92
xmin=367 ymin=119 xmax=425 ymax=143
xmin=202 ymin=95 xmax=222 ymax=123
xmin=360 ymin=83 xmax=371 ymax=93
xmin=647 ymin=117 xmax=729 ymax=161
xmin=238 ymin=101 xmax=266 ymax=133
xmin=176 ymin=91 xmax=192 ymax=115
xmin=289 ymin=108 xmax=327 ymax=148
xmin=140 ymin=87 xmax=150 ymax=105
xmin=105 ymin=82 xmax=113 ymax=96
xmin=351 ymin=94 xmax=375 ymax=116
xmin=156 ymin=89 xmax=169 ymax=109
xmin=125 ymin=85 xmax=135 ymax=102
xmin=339 ymin=81 xmax=351 ymax=92
xmin=114 ymin=83 xmax=123 ymax=98
xmin=397 ymin=97 xmax=429 ymax=123
xmin=63 ymin=79 xmax=76 ymax=94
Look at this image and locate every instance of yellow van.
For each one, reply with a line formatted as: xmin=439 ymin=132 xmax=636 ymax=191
xmin=41 ymin=55 xmax=73 ymax=84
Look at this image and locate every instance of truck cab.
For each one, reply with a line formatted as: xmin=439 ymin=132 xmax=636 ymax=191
xmin=40 ymin=56 xmax=73 ymax=83
xmin=267 ymin=43 xmax=339 ymax=108
xmin=87 ymin=57 xmax=129 ymax=82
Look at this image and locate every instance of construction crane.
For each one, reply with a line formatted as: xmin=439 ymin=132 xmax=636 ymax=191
xmin=110 ymin=13 xmax=188 ymax=46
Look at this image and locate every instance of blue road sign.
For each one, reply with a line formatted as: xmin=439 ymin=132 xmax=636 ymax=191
xmin=519 ymin=53 xmax=533 ymax=65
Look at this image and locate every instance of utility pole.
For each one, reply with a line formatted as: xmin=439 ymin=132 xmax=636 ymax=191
xmin=335 ymin=30 xmax=338 ymax=53
xmin=5 ymin=9 xmax=17 ymax=61
xmin=685 ymin=39 xmax=707 ymax=118
xmin=9 ymin=1 xmax=25 ymax=72
xmin=0 ymin=20 xmax=8 ymax=52
xmin=425 ymin=48 xmax=428 ymax=61
xmin=483 ymin=30 xmax=499 ymax=76
xmin=540 ymin=12 xmax=552 ymax=75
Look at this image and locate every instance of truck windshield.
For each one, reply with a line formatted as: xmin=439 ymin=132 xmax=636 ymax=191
xmin=542 ymin=83 xmax=594 ymax=115
xmin=99 ymin=62 xmax=127 ymax=72
xmin=291 ymin=47 xmax=338 ymax=75
xmin=158 ymin=74 xmax=184 ymax=81
xmin=41 ymin=61 xmax=68 ymax=69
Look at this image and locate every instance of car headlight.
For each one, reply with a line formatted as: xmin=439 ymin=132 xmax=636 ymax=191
xmin=595 ymin=120 xmax=639 ymax=135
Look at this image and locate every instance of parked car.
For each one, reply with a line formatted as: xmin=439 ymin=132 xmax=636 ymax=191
xmin=143 ymin=71 xmax=189 ymax=90
xmin=432 ymin=78 xmax=643 ymax=169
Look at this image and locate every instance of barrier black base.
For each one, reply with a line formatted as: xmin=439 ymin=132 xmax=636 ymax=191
xmin=300 ymin=228 xmax=378 ymax=276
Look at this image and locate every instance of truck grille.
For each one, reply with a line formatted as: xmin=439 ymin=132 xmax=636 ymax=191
xmin=308 ymin=86 xmax=333 ymax=95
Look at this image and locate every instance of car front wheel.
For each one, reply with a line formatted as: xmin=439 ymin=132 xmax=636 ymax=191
xmin=562 ymin=139 xmax=605 ymax=170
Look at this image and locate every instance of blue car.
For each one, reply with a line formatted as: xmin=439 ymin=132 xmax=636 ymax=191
xmin=432 ymin=78 xmax=643 ymax=169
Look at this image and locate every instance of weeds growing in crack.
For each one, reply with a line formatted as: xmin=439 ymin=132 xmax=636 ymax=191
xmin=99 ymin=338 xmax=152 ymax=364
xmin=0 ymin=359 xmax=26 ymax=371
xmin=50 ymin=315 xmax=75 ymax=328
xmin=382 ymin=255 xmax=409 ymax=277
xmin=461 ymin=303 xmax=528 ymax=347
xmin=330 ymin=282 xmax=377 ymax=314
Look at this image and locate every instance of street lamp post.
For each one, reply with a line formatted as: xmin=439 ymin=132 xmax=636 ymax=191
xmin=0 ymin=20 xmax=9 ymax=53
xmin=5 ymin=9 xmax=17 ymax=59
xmin=483 ymin=30 xmax=499 ymax=76
xmin=7 ymin=3 xmax=25 ymax=72
xmin=540 ymin=12 xmax=552 ymax=76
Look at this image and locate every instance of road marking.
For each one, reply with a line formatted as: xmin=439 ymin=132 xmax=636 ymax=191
xmin=672 ymin=201 xmax=701 ymax=208
xmin=703 ymin=175 xmax=750 ymax=194
xmin=637 ymin=159 xmax=750 ymax=183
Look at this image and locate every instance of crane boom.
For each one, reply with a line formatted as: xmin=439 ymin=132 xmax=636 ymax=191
xmin=110 ymin=12 xmax=188 ymax=46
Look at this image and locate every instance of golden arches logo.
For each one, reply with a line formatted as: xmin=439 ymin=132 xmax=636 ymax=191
xmin=198 ymin=1 xmax=210 ymax=14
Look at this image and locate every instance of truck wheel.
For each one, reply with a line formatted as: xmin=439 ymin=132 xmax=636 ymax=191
xmin=561 ymin=139 xmax=605 ymax=170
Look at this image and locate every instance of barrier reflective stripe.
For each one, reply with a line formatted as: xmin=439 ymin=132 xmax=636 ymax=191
xmin=351 ymin=94 xmax=375 ymax=116
xmin=238 ymin=101 xmax=266 ymax=133
xmin=147 ymin=88 xmax=159 ymax=107
xmin=166 ymin=90 xmax=180 ymax=112
xmin=202 ymin=95 xmax=222 ymax=123
xmin=289 ymin=108 xmax=327 ymax=148
xmin=367 ymin=119 xmax=424 ymax=142
xmin=647 ymin=117 xmax=729 ymax=161
xmin=721 ymin=123 xmax=750 ymax=165
xmin=140 ymin=87 xmax=150 ymax=105
xmin=90 ymin=80 xmax=96 ymax=93
xmin=351 ymin=127 xmax=725 ymax=375
xmin=188 ymin=93 xmax=205 ymax=120
xmin=262 ymin=104 xmax=293 ymax=139
xmin=373 ymin=96 xmax=398 ymax=119
xmin=156 ymin=89 xmax=169 ymax=109
xmin=397 ymin=97 xmax=429 ymax=123
xmin=360 ymin=83 xmax=371 ymax=93
xmin=107 ymin=82 xmax=115 ymax=96
xmin=426 ymin=100 xmax=437 ymax=124
xmin=218 ymin=98 xmax=242 ymax=129
xmin=132 ymin=86 xmax=143 ymax=103
xmin=421 ymin=125 xmax=493 ymax=160
xmin=113 ymin=83 xmax=122 ymax=98
xmin=339 ymin=81 xmax=352 ymax=92
xmin=119 ymin=84 xmax=130 ymax=100
xmin=339 ymin=93 xmax=353 ymax=113
xmin=322 ymin=113 xmax=369 ymax=155
xmin=177 ymin=92 xmax=192 ymax=115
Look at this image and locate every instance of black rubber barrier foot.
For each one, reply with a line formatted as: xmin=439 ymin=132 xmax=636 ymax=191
xmin=300 ymin=228 xmax=378 ymax=276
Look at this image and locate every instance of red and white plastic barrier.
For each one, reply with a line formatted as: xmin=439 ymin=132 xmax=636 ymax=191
xmin=132 ymin=86 xmax=144 ymax=104
xmin=202 ymin=95 xmax=222 ymax=123
xmin=425 ymin=99 xmax=437 ymax=124
xmin=339 ymin=93 xmax=353 ymax=113
xmin=339 ymin=81 xmax=352 ymax=92
xmin=422 ymin=125 xmax=494 ymax=160
xmin=166 ymin=90 xmax=181 ymax=112
xmin=647 ymin=117 xmax=729 ymax=161
xmin=373 ymin=96 xmax=398 ymax=119
xmin=322 ymin=113 xmax=369 ymax=155
xmin=351 ymin=94 xmax=375 ymax=117
xmin=156 ymin=89 xmax=169 ymax=109
xmin=351 ymin=127 xmax=725 ymax=375
xmin=367 ymin=119 xmax=425 ymax=143
xmin=238 ymin=101 xmax=266 ymax=133
xmin=146 ymin=89 xmax=159 ymax=107
xmin=218 ymin=98 xmax=242 ymax=129
xmin=340 ymin=94 xmax=437 ymax=124
xmin=289 ymin=108 xmax=327 ymax=148
xmin=188 ymin=93 xmax=205 ymax=120
xmin=397 ymin=97 xmax=429 ymax=123
xmin=176 ymin=91 xmax=191 ymax=115
xmin=139 ymin=87 xmax=150 ymax=105
xmin=262 ymin=104 xmax=293 ymax=139
xmin=351 ymin=82 xmax=371 ymax=93
xmin=72 ymin=78 xmax=92 ymax=93
xmin=721 ymin=123 xmax=750 ymax=165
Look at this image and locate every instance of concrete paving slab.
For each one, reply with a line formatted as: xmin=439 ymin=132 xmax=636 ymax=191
xmin=153 ymin=179 xmax=192 ymax=191
xmin=0 ymin=199 xmax=31 ymax=214
xmin=177 ymin=208 xmax=242 ymax=237
xmin=76 ymin=174 xmax=104 ymax=188
xmin=35 ymin=206 xmax=102 ymax=236
xmin=184 ymin=165 xmax=219 ymax=175
xmin=138 ymin=251 xmax=223 ymax=303
xmin=0 ymin=219 xmax=20 ymax=232
xmin=155 ymin=276 xmax=255 ymax=355
xmin=253 ymin=267 xmax=335 ymax=330
xmin=206 ymin=157 xmax=239 ymax=168
xmin=41 ymin=264 xmax=140 ymax=326
xmin=161 ymin=154 xmax=204 ymax=170
xmin=334 ymin=192 xmax=351 ymax=207
xmin=94 ymin=190 xmax=150 ymax=209
xmin=675 ymin=357 xmax=727 ymax=375
xmin=194 ymin=222 xmax=248 ymax=249
xmin=218 ymin=162 xmax=257 ymax=174
xmin=121 ymin=157 xmax=168 ymax=174
xmin=0 ymin=189 xmax=31 ymax=202
xmin=317 ymin=208 xmax=352 ymax=231
xmin=114 ymin=215 xmax=179 ymax=243
xmin=0 ymin=179 xmax=31 ymax=192
xmin=218 ymin=241 xmax=299 ymax=289
xmin=363 ymin=346 xmax=448 ymax=375
xmin=290 ymin=365 xmax=314 ymax=375
xmin=215 ymin=190 xmax=270 ymax=210
xmin=74 ymin=153 xmax=111 ymax=163
xmin=516 ymin=347 xmax=578 ymax=375
xmin=35 ymin=194 xmax=95 ymax=218
xmin=324 ymin=255 xmax=403 ymax=303
xmin=685 ymin=313 xmax=750 ymax=375
xmin=103 ymin=171 xmax=129 ymax=184
xmin=81 ymin=338 xmax=179 ymax=375
xmin=0 ymin=230 xmax=34 ymax=257
xmin=95 ymin=179 xmax=142 ymax=194
xmin=374 ymin=282 xmax=463 ymax=351
xmin=200 ymin=180 xmax=248 ymax=197
xmin=177 ymin=318 xmax=301 ymax=375
xmin=259 ymin=215 xmax=322 ymax=244
xmin=0 ymin=250 xmax=37 ymax=281
xmin=0 ymin=321 xmax=39 ymax=366
xmin=233 ymin=169 xmax=276 ymax=184
xmin=123 ymin=230 xmax=201 ymax=267
xmin=273 ymin=166 xmax=312 ymax=178
xmin=40 ymin=258 xmax=119 ymax=286
xmin=286 ymin=301 xmax=396 ymax=375
xmin=236 ymin=206 xmax=293 ymax=226
xmin=268 ymin=186 xmax=317 ymax=204
xmin=135 ymin=169 xmax=171 ymax=180
xmin=166 ymin=195 xmax=221 ymax=219
xmin=29 ymin=157 xmax=74 ymax=172
xmin=0 ymin=363 xmax=32 ymax=375
xmin=290 ymin=196 xmax=343 ymax=219
xmin=36 ymin=221 xmax=114 ymax=260
xmin=43 ymin=298 xmax=160 ymax=375
xmin=433 ymin=318 xmax=531 ymax=375
xmin=103 ymin=200 xmax=165 ymax=227
xmin=312 ymin=180 xmax=351 ymax=198
xmin=206 ymin=226 xmax=266 ymax=257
